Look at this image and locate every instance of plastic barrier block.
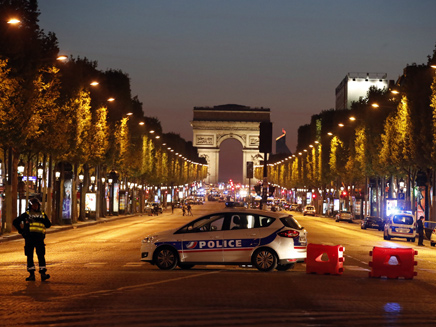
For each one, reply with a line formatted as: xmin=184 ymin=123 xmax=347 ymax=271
xmin=369 ymin=246 xmax=418 ymax=279
xmin=305 ymin=243 xmax=345 ymax=275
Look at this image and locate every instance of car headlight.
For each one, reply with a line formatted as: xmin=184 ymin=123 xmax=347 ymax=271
xmin=142 ymin=235 xmax=157 ymax=244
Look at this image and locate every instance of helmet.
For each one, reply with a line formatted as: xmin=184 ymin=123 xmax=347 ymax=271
xmin=28 ymin=198 xmax=41 ymax=210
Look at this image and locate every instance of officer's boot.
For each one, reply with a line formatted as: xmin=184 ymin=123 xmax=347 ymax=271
xmin=39 ymin=268 xmax=50 ymax=281
xmin=26 ymin=271 xmax=35 ymax=281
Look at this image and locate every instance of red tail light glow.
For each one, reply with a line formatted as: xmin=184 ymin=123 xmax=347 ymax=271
xmin=278 ymin=230 xmax=300 ymax=238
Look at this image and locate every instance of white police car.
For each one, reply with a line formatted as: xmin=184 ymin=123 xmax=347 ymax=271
xmin=383 ymin=213 xmax=416 ymax=242
xmin=140 ymin=209 xmax=307 ymax=272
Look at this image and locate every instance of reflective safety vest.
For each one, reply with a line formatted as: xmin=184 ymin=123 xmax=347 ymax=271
xmin=26 ymin=211 xmax=47 ymax=234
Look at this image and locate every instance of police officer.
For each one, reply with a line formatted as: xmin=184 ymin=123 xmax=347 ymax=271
xmin=13 ymin=198 xmax=52 ymax=281
xmin=417 ymin=216 xmax=425 ymax=246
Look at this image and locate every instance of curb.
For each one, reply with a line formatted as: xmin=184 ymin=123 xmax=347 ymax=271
xmin=0 ymin=212 xmax=147 ymax=243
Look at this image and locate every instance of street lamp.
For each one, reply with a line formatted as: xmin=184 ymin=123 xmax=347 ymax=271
xmin=17 ymin=159 xmax=25 ymax=176
xmin=37 ymin=163 xmax=43 ymax=194
xmin=7 ymin=18 xmax=21 ymax=25
xmin=90 ymin=172 xmax=96 ymax=191
xmin=78 ymin=170 xmax=84 ymax=220
xmin=17 ymin=159 xmax=25 ymax=214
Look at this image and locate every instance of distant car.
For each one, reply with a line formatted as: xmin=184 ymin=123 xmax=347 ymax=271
xmin=281 ymin=202 xmax=290 ymax=210
xmin=225 ymin=201 xmax=246 ymax=208
xmin=146 ymin=203 xmax=163 ymax=214
xmin=290 ymin=204 xmax=300 ymax=211
xmin=383 ymin=213 xmax=416 ymax=242
xmin=303 ymin=205 xmax=316 ymax=216
xmin=194 ymin=198 xmax=205 ymax=205
xmin=361 ymin=216 xmax=384 ymax=231
xmin=335 ymin=210 xmax=353 ymax=222
xmin=140 ymin=209 xmax=308 ymax=272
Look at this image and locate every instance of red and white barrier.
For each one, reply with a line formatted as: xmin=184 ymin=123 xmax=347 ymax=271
xmin=305 ymin=243 xmax=344 ymax=275
xmin=369 ymin=247 xmax=418 ymax=279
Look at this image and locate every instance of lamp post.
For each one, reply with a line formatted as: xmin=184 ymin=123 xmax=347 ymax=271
xmin=90 ymin=172 xmax=96 ymax=192
xmin=78 ymin=170 xmax=84 ymax=221
xmin=101 ymin=176 xmax=106 ymax=217
xmin=17 ymin=159 xmax=25 ymax=215
xmin=37 ymin=163 xmax=43 ymax=195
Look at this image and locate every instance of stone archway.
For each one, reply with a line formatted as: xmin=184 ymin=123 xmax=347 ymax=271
xmin=191 ymin=104 xmax=270 ymax=185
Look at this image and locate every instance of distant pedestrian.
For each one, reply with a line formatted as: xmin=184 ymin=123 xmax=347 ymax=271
xmin=13 ymin=198 xmax=52 ymax=281
xmin=417 ymin=216 xmax=425 ymax=246
xmin=182 ymin=205 xmax=186 ymax=216
xmin=171 ymin=203 xmax=174 ymax=214
xmin=187 ymin=204 xmax=193 ymax=216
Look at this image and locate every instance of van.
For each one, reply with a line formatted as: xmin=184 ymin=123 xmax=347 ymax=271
xmin=383 ymin=213 xmax=416 ymax=242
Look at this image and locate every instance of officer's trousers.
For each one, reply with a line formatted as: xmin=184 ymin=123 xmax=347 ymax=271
xmin=24 ymin=236 xmax=46 ymax=271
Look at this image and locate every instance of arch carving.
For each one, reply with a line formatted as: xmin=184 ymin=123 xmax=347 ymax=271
xmin=191 ymin=104 xmax=270 ymax=185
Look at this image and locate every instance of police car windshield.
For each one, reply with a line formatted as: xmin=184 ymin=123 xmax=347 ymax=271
xmin=280 ymin=216 xmax=303 ymax=230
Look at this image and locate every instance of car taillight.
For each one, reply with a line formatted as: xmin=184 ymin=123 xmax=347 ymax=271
xmin=278 ymin=230 xmax=300 ymax=238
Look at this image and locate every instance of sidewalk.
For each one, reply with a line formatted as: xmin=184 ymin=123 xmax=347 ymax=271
xmin=0 ymin=213 xmax=145 ymax=243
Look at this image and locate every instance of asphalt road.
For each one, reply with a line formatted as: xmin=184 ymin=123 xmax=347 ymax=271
xmin=1 ymin=201 xmax=436 ymax=326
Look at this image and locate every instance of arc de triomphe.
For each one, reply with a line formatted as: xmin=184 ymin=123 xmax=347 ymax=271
xmin=191 ymin=104 xmax=270 ymax=185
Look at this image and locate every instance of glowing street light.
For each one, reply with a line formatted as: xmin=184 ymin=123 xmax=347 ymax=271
xmin=7 ymin=18 xmax=20 ymax=24
xmin=56 ymin=55 xmax=68 ymax=61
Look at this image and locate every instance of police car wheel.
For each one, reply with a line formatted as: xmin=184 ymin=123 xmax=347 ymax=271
xmin=252 ymin=248 xmax=277 ymax=272
xmin=276 ymin=263 xmax=295 ymax=271
xmin=155 ymin=247 xmax=178 ymax=270
xmin=178 ymin=263 xmax=195 ymax=270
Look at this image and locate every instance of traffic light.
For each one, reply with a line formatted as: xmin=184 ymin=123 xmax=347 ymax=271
xmin=312 ymin=193 xmax=316 ymax=199
xmin=340 ymin=190 xmax=347 ymax=198
xmin=246 ymin=161 xmax=254 ymax=179
xmin=259 ymin=121 xmax=273 ymax=153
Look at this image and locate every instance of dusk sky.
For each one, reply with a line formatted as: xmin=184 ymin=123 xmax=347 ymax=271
xmin=38 ymin=1 xmax=436 ymax=181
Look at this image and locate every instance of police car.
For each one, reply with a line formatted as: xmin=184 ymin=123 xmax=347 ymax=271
xmin=140 ymin=209 xmax=307 ymax=272
xmin=383 ymin=213 xmax=416 ymax=242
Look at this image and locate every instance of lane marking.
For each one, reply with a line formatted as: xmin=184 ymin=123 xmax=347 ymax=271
xmin=52 ymin=270 xmax=220 ymax=300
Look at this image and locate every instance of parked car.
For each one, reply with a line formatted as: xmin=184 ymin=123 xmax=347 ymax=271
xmin=431 ymin=228 xmax=436 ymax=246
xmin=383 ymin=213 xmax=416 ymax=242
xmin=361 ymin=216 xmax=384 ymax=231
xmin=335 ymin=210 xmax=353 ymax=222
xmin=290 ymin=204 xmax=300 ymax=211
xmin=303 ymin=205 xmax=316 ymax=216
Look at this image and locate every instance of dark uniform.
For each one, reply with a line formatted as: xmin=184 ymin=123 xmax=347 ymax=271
xmin=417 ymin=216 xmax=425 ymax=246
xmin=13 ymin=199 xmax=52 ymax=281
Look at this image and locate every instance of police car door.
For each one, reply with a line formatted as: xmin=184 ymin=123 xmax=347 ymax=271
xmin=222 ymin=213 xmax=260 ymax=263
xmin=180 ymin=214 xmax=225 ymax=263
